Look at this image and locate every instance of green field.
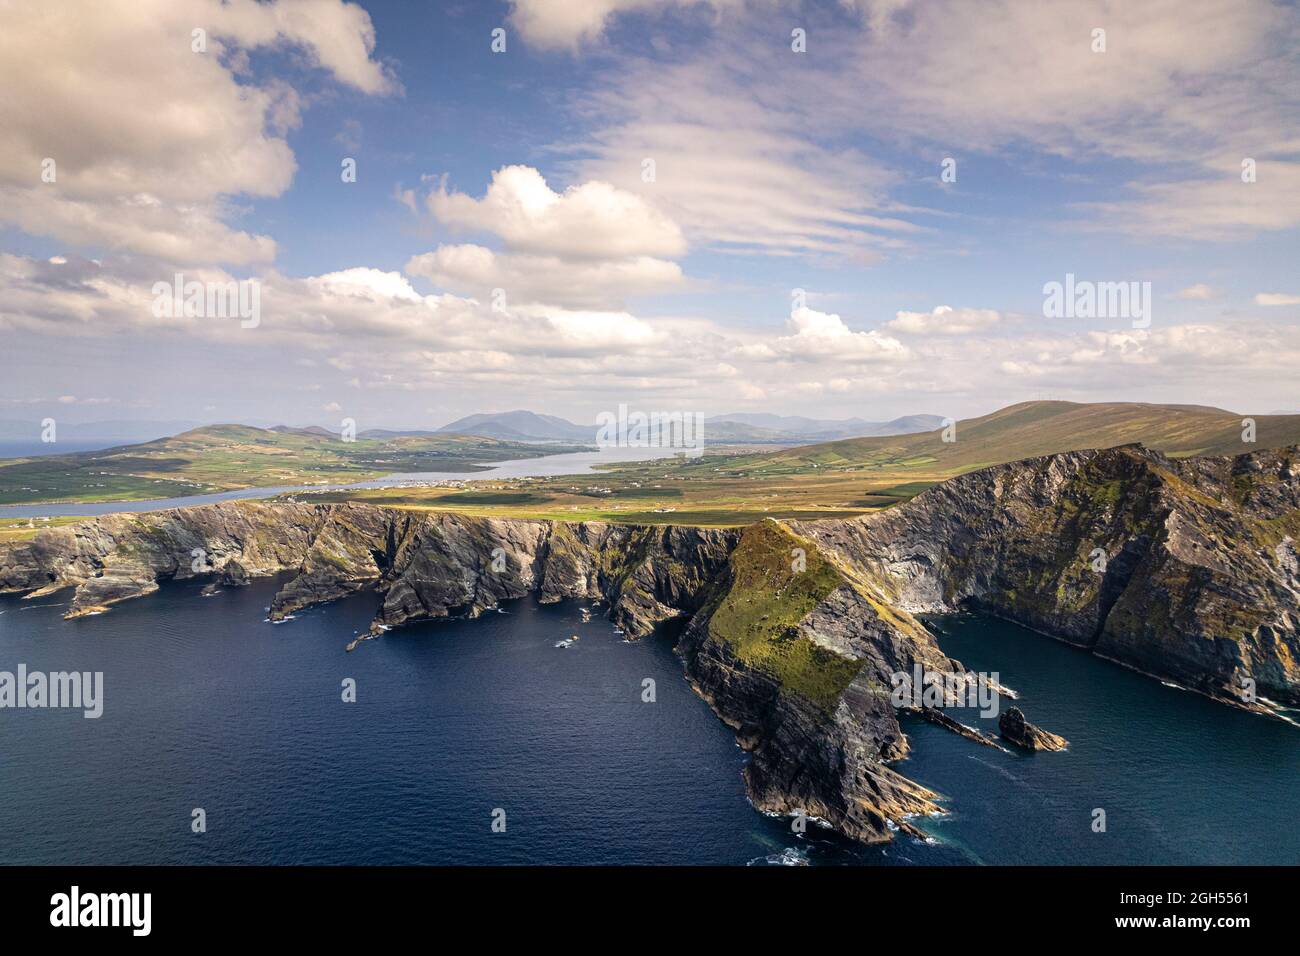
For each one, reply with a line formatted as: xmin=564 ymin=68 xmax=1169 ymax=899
xmin=0 ymin=425 xmax=588 ymax=505
xmin=295 ymin=401 xmax=1300 ymax=526
xmin=9 ymin=402 xmax=1299 ymax=522
xmin=0 ymin=515 xmax=85 ymax=543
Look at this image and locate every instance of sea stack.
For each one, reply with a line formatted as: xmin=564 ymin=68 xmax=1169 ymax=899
xmin=998 ymin=706 xmax=1068 ymax=751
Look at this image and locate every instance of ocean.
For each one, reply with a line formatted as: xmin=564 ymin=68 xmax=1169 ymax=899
xmin=1 ymin=577 xmax=1295 ymax=865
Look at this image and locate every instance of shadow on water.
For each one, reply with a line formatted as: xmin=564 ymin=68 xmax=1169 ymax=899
xmin=902 ymin=614 xmax=1300 ymax=865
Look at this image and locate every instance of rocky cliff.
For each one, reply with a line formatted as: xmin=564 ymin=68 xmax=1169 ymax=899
xmin=796 ymin=444 xmax=1300 ymax=712
xmin=0 ymin=500 xmax=978 ymax=843
xmin=2 ymin=442 xmax=1296 ymax=846
xmin=0 ymin=501 xmax=736 ymax=638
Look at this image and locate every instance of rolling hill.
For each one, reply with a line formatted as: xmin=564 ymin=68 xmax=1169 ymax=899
xmin=309 ymin=400 xmax=1300 ymax=526
xmin=0 ymin=424 xmax=589 ymax=506
xmin=436 ymin=410 xmax=594 ymax=442
xmin=705 ymin=412 xmax=945 ymax=442
xmin=741 ymin=401 xmax=1300 ymax=473
xmin=433 ymin=408 xmax=949 ymax=444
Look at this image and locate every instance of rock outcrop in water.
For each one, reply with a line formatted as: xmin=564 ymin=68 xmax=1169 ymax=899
xmin=998 ymin=707 xmax=1068 ymax=751
xmin=2 ymin=443 xmax=1297 ymax=845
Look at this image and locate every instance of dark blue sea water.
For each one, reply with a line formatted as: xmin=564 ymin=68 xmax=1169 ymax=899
xmin=1 ymin=579 xmax=1296 ymax=865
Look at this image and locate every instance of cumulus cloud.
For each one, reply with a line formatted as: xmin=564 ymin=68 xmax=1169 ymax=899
xmin=0 ymin=0 xmax=394 ymax=264
xmin=1176 ymin=284 xmax=1218 ymax=300
xmin=7 ymin=251 xmax=1300 ymax=416
xmin=0 ymin=254 xmax=673 ymax=367
xmin=740 ymin=308 xmax=910 ymax=362
xmin=883 ymin=305 xmax=1008 ymax=336
xmin=426 ymin=165 xmax=684 ymax=260
xmin=409 ymin=166 xmax=687 ymax=309
xmin=310 ymin=268 xmax=424 ymax=303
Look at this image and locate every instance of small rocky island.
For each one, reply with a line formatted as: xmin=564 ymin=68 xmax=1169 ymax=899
xmin=999 ymin=707 xmax=1069 ymax=751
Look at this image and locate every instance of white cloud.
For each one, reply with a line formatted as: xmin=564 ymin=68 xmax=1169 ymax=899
xmin=884 ymin=305 xmax=1008 ymax=336
xmin=847 ymin=1 xmax=1300 ymax=237
xmin=563 ymin=0 xmax=1300 ymax=251
xmin=310 ymin=268 xmax=424 ymax=303
xmin=508 ymin=0 xmax=656 ymax=49
xmin=1255 ymin=292 xmax=1300 ymax=306
xmin=405 ymin=243 xmax=682 ymax=309
xmin=409 ymin=166 xmax=688 ymax=310
xmin=744 ymin=308 xmax=910 ymax=362
xmin=426 ymin=165 xmax=684 ymax=260
xmin=1176 ymin=284 xmax=1218 ymax=300
xmin=0 ymin=0 xmax=394 ymax=264
xmin=507 ymin=0 xmax=742 ymax=50
xmin=845 ymin=0 xmax=1292 ymax=157
xmin=6 ymin=252 xmax=1300 ymax=417
xmin=572 ymin=53 xmax=923 ymax=260
xmin=1078 ymin=161 xmax=1300 ymax=240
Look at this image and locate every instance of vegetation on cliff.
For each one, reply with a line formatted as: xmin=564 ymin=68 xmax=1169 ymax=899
xmin=704 ymin=520 xmax=863 ymax=711
xmin=2 ymin=442 xmax=1296 ymax=847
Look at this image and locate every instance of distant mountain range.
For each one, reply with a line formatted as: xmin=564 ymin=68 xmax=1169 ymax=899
xmin=426 ymin=409 xmax=946 ymax=444
xmin=7 ymin=404 xmax=1277 ymax=454
xmin=703 ymin=412 xmax=945 ymax=442
xmin=0 ymin=410 xmax=947 ymax=449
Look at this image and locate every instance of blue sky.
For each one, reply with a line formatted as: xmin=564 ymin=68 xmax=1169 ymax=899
xmin=2 ymin=0 xmax=1298 ymax=429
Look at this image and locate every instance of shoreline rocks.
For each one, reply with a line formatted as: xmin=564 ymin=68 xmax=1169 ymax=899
xmin=998 ymin=706 xmax=1068 ymax=751
xmin=3 ymin=442 xmax=1297 ymax=846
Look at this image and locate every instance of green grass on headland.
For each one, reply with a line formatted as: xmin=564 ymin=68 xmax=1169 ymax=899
xmin=704 ymin=520 xmax=862 ymax=711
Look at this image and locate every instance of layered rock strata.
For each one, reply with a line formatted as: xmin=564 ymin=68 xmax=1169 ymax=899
xmin=4 ymin=443 xmax=1296 ymax=843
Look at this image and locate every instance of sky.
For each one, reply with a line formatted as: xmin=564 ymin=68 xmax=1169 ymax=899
xmin=1 ymin=0 xmax=1298 ymax=431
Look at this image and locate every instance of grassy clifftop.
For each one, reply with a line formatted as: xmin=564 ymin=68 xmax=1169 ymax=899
xmin=705 ymin=520 xmax=862 ymax=710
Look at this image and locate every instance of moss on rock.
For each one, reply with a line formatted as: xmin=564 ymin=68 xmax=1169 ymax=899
xmin=705 ymin=520 xmax=862 ymax=711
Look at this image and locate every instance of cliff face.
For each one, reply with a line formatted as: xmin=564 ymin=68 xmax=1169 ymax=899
xmin=0 ymin=501 xmax=736 ymax=637
xmin=0 ymin=501 xmax=967 ymax=844
xmin=0 ymin=502 xmax=330 ymax=615
xmin=797 ymin=444 xmax=1300 ymax=710
xmin=674 ymin=519 xmax=969 ymax=842
xmin=2 ymin=442 xmax=1297 ymax=846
